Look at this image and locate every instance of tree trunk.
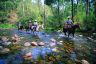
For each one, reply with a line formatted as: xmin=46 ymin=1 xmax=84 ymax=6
xmin=86 ymin=0 xmax=89 ymax=16
xmin=71 ymin=0 xmax=74 ymax=22
xmin=57 ymin=0 xmax=61 ymax=28
xmin=77 ymin=0 xmax=78 ymax=13
xmin=38 ymin=0 xmax=41 ymax=14
xmin=57 ymin=0 xmax=59 ymax=18
xmin=94 ymin=0 xmax=96 ymax=16
xmin=43 ymin=1 xmax=46 ymax=29
xmin=22 ymin=0 xmax=25 ymax=17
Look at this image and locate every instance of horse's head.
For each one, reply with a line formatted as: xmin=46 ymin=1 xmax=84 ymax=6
xmin=73 ymin=23 xmax=80 ymax=29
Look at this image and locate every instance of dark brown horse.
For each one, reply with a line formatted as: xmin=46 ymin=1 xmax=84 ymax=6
xmin=63 ymin=24 xmax=80 ymax=37
xmin=18 ymin=25 xmax=24 ymax=31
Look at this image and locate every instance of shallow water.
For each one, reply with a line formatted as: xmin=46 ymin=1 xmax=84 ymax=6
xmin=0 ymin=29 xmax=96 ymax=64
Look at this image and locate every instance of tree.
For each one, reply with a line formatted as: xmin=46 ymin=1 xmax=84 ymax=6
xmin=71 ymin=0 xmax=74 ymax=22
xmin=94 ymin=0 xmax=96 ymax=16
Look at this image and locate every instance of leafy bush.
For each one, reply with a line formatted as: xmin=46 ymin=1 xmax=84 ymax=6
xmin=83 ymin=13 xmax=96 ymax=31
xmin=0 ymin=23 xmax=16 ymax=29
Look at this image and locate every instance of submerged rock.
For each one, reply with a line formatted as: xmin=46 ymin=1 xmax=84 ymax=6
xmin=0 ymin=48 xmax=10 ymax=54
xmin=81 ymin=59 xmax=90 ymax=64
xmin=38 ymin=42 xmax=45 ymax=46
xmin=93 ymin=33 xmax=96 ymax=35
xmin=0 ymin=46 xmax=3 ymax=49
xmin=3 ymin=42 xmax=12 ymax=46
xmin=52 ymin=47 xmax=58 ymax=52
xmin=2 ymin=37 xmax=9 ymax=42
xmin=12 ymin=34 xmax=20 ymax=42
xmin=24 ymin=42 xmax=31 ymax=47
xmin=23 ymin=52 xmax=32 ymax=60
xmin=79 ymin=35 xmax=83 ymax=37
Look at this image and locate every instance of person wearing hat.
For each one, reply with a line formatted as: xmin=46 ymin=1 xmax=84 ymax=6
xmin=32 ymin=20 xmax=38 ymax=31
xmin=66 ymin=16 xmax=73 ymax=28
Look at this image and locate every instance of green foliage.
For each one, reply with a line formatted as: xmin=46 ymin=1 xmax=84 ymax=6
xmin=0 ymin=0 xmax=18 ymax=23
xmin=83 ymin=13 xmax=96 ymax=31
xmin=45 ymin=0 xmax=56 ymax=6
xmin=0 ymin=0 xmax=96 ymax=31
xmin=0 ymin=23 xmax=16 ymax=29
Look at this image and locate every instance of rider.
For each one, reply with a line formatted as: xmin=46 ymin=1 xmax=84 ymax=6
xmin=32 ymin=20 xmax=38 ymax=31
xmin=66 ymin=16 xmax=73 ymax=28
xmin=28 ymin=20 xmax=32 ymax=30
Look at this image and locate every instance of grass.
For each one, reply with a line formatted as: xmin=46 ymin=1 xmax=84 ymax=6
xmin=0 ymin=23 xmax=16 ymax=29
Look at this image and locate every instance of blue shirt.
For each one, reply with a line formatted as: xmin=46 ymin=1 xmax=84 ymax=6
xmin=66 ymin=19 xmax=72 ymax=25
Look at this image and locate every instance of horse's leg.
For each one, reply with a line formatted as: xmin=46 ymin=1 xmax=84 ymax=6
xmin=63 ymin=28 xmax=67 ymax=36
xmin=72 ymin=33 xmax=74 ymax=37
xmin=26 ymin=28 xmax=27 ymax=32
xmin=64 ymin=32 xmax=67 ymax=35
xmin=32 ymin=28 xmax=34 ymax=34
xmin=68 ymin=32 xmax=70 ymax=38
xmin=18 ymin=27 xmax=19 ymax=31
xmin=72 ymin=30 xmax=75 ymax=37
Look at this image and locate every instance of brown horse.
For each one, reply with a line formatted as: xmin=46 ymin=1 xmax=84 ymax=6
xmin=63 ymin=24 xmax=80 ymax=37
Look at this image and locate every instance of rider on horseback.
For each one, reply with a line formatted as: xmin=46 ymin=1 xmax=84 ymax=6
xmin=66 ymin=16 xmax=73 ymax=28
xmin=32 ymin=20 xmax=38 ymax=31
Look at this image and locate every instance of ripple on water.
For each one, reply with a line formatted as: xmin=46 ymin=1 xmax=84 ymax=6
xmin=21 ymin=46 xmax=52 ymax=60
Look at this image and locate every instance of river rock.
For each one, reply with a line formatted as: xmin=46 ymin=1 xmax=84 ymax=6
xmin=93 ymin=33 xmax=96 ymax=35
xmin=57 ymin=41 xmax=63 ymax=45
xmin=79 ymin=35 xmax=83 ymax=37
xmin=49 ymin=42 xmax=57 ymax=47
xmin=0 ymin=48 xmax=10 ymax=54
xmin=81 ymin=59 xmax=90 ymax=64
xmin=2 ymin=37 xmax=9 ymax=42
xmin=52 ymin=47 xmax=58 ymax=52
xmin=3 ymin=42 xmax=12 ymax=46
xmin=50 ymin=38 xmax=56 ymax=42
xmin=0 ymin=46 xmax=3 ymax=49
xmin=23 ymin=52 xmax=32 ymax=60
xmin=24 ymin=42 xmax=31 ymax=47
xmin=38 ymin=42 xmax=45 ymax=46
xmin=12 ymin=34 xmax=20 ymax=42
xmin=31 ymin=42 xmax=38 ymax=46
xmin=49 ymin=39 xmax=57 ymax=47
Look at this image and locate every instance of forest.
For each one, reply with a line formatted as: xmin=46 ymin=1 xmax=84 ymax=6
xmin=0 ymin=0 xmax=96 ymax=32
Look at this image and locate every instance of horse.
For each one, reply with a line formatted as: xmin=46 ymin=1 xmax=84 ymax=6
xmin=31 ymin=24 xmax=37 ymax=34
xmin=63 ymin=24 xmax=80 ymax=37
xmin=18 ymin=25 xmax=24 ymax=31
xmin=25 ymin=24 xmax=37 ymax=34
xmin=25 ymin=25 xmax=30 ymax=32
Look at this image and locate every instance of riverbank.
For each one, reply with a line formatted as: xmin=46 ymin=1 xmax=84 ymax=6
xmin=0 ymin=23 xmax=16 ymax=29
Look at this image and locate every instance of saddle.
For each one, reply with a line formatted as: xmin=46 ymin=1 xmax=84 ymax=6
xmin=67 ymin=25 xmax=72 ymax=28
xmin=64 ymin=24 xmax=72 ymax=29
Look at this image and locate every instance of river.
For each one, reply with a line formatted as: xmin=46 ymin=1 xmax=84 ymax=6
xmin=0 ymin=29 xmax=96 ymax=64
